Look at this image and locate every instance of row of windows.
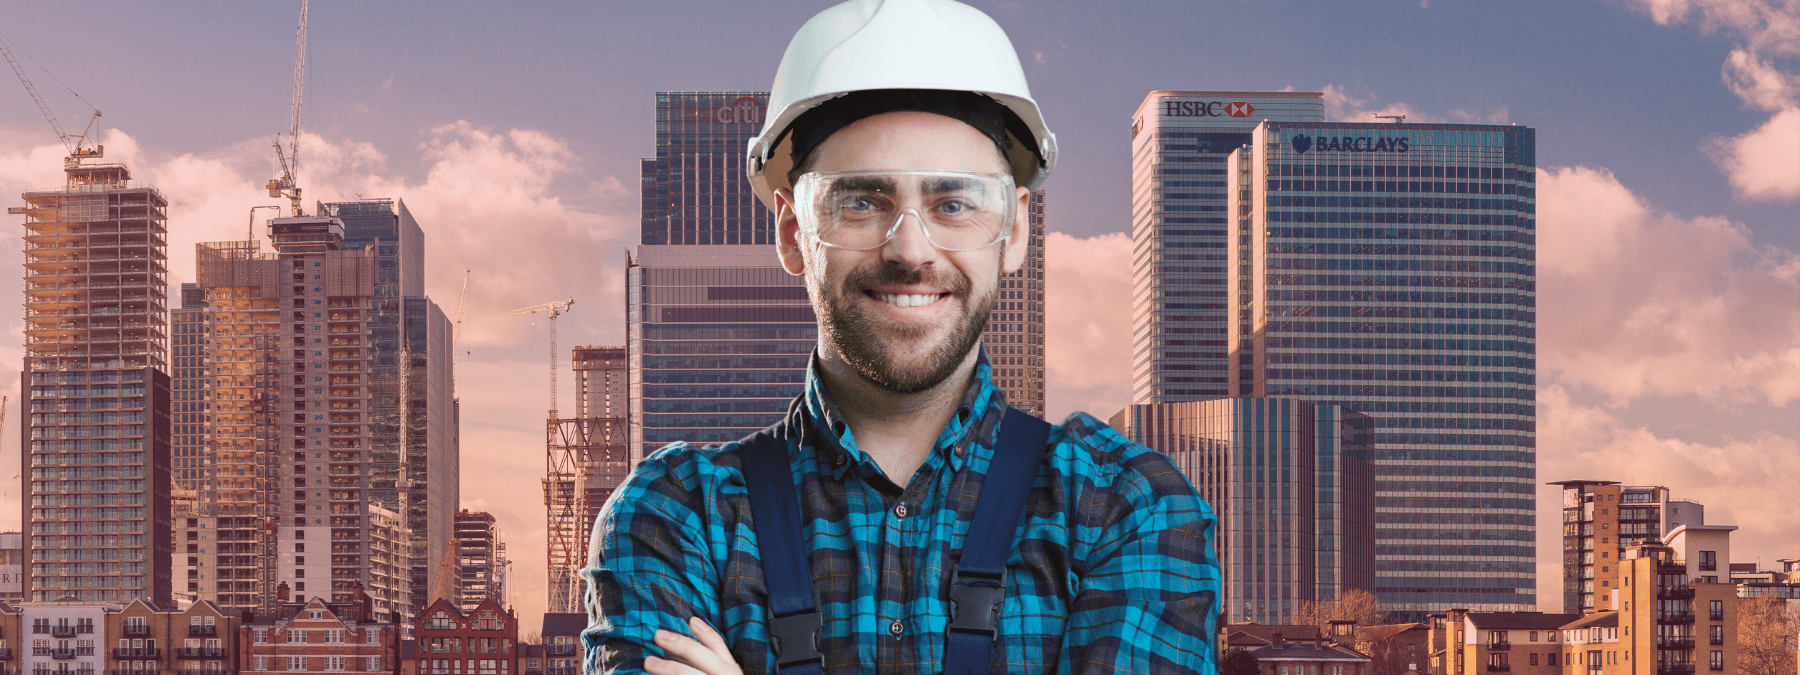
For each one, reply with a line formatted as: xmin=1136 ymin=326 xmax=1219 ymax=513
xmin=1267 ymin=351 xmax=1532 ymax=368
xmin=641 ymin=341 xmax=812 ymax=355
xmin=1268 ymin=210 xmax=1528 ymax=226
xmin=1267 ymin=367 xmax=1531 ymax=384
xmin=1267 ymin=164 xmax=1526 ymax=180
xmin=642 ymin=355 xmax=810 ymax=371
xmin=1266 ymin=273 xmax=1532 ymax=291
xmin=1260 ymin=319 xmax=1532 ymax=338
xmin=1267 ymin=225 xmax=1530 ymax=242
xmin=1268 ymin=180 xmax=1523 ymax=198
xmin=1268 ymin=305 xmax=1530 ymax=322
xmin=1260 ymin=335 xmax=1533 ymax=354
xmin=1268 ymin=242 xmax=1529 ymax=259
xmin=643 ymin=399 xmax=789 ymax=414
xmin=1377 ymin=479 xmax=1535 ymax=495
xmin=1266 ymin=289 xmax=1534 ymax=307
xmin=1376 ymin=497 xmax=1533 ymax=511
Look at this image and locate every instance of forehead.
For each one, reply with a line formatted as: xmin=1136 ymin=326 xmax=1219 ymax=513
xmin=807 ymin=111 xmax=1009 ymax=175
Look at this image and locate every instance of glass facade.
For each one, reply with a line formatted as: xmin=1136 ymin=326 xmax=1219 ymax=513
xmin=1129 ymin=92 xmax=1325 ymax=403
xmin=18 ymin=161 xmax=173 ymax=605
xmin=1109 ymin=397 xmax=1374 ymax=623
xmin=1229 ymin=121 xmax=1539 ymax=617
xmin=172 ymin=284 xmax=210 ymax=493
xmin=642 ymin=92 xmax=777 ymax=246
xmin=318 ymin=198 xmax=457 ymax=615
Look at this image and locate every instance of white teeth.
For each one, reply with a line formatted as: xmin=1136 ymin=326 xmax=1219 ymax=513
xmin=876 ymin=293 xmax=940 ymax=308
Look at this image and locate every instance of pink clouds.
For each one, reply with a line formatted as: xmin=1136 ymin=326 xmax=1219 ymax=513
xmin=1043 ymin=230 xmax=1135 ymax=421
xmin=1707 ymin=106 xmax=1800 ymax=200
xmin=1536 ymin=165 xmax=1800 ymax=406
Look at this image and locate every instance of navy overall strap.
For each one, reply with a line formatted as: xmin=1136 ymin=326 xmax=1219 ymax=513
xmin=737 ymin=421 xmax=825 ymax=675
xmin=944 ymin=407 xmax=1051 ymax=675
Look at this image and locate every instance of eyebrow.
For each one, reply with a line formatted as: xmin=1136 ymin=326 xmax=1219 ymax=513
xmin=919 ymin=176 xmax=977 ymax=195
xmin=827 ymin=176 xmax=896 ymax=194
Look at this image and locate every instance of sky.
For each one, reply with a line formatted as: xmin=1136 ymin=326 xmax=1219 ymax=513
xmin=0 ymin=0 xmax=1795 ymax=626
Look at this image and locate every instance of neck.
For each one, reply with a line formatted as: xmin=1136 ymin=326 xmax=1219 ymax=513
xmin=815 ymin=345 xmax=980 ymax=485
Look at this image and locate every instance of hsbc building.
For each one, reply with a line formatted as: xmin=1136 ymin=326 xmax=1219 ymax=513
xmin=1129 ymin=91 xmax=1325 ymax=406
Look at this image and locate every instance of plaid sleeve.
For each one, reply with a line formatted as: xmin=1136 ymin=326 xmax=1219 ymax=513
xmin=581 ymin=442 xmax=733 ymax=675
xmin=1056 ymin=414 xmax=1222 ymax=675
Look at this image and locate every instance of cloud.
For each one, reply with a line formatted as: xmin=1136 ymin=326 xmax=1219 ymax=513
xmin=1616 ymin=0 xmax=1800 ymax=198
xmin=1707 ymin=105 xmax=1800 ymax=199
xmin=1536 ymin=165 xmax=1800 ymax=407
xmin=1534 ymin=384 xmax=1800 ymax=610
xmin=1043 ymin=231 xmax=1135 ymax=421
xmin=1321 ymin=85 xmax=1428 ymax=123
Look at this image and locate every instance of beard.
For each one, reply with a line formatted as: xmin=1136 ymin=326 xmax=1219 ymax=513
xmin=814 ymin=259 xmax=995 ymax=395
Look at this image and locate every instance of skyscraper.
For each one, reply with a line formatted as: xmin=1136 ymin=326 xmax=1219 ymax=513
xmin=1227 ymin=120 xmax=1539 ymax=617
xmin=318 ymin=198 xmax=458 ymax=614
xmin=453 ymin=509 xmax=508 ymax=610
xmin=1130 ymin=92 xmax=1325 ymax=404
xmin=15 ymin=159 xmax=173 ymax=605
xmin=1110 ymin=398 xmax=1375 ymax=623
xmin=194 ymin=217 xmax=413 ymax=618
xmin=172 ymin=283 xmax=210 ymax=493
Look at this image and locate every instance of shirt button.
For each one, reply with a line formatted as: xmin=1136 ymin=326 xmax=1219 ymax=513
xmin=834 ymin=454 xmax=845 ymax=467
xmin=889 ymin=620 xmax=904 ymax=636
xmin=893 ymin=503 xmax=908 ymax=518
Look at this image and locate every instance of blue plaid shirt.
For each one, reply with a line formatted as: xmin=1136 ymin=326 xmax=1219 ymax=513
xmin=583 ymin=352 xmax=1220 ymax=674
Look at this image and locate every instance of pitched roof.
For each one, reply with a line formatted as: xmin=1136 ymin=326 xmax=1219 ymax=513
xmin=541 ymin=613 xmax=586 ymax=636
xmin=1250 ymin=642 xmax=1370 ymax=662
xmin=1225 ymin=631 xmax=1272 ymax=647
xmin=1465 ymin=612 xmax=1583 ymax=630
xmin=1224 ymin=623 xmax=1323 ymax=642
xmin=1356 ymin=623 xmax=1428 ymax=643
xmin=1559 ymin=612 xmax=1618 ymax=630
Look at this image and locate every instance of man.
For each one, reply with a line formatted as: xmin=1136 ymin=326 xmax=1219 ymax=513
xmin=584 ymin=1 xmax=1220 ymax=673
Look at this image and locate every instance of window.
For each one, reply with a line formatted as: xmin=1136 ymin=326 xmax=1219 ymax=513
xmin=253 ymin=629 xmax=267 ymax=645
xmin=1529 ymin=631 xmax=1537 ymax=642
xmin=1710 ymin=625 xmax=1724 ymax=645
xmin=1487 ymin=653 xmax=1508 ymax=668
xmin=1548 ymin=653 xmax=1557 ymax=666
xmin=366 ymin=658 xmax=381 ymax=672
xmin=1699 ymin=550 xmax=1717 ymax=571
xmin=1709 ymin=600 xmax=1724 ymax=621
xmin=254 ymin=656 xmax=267 ymax=672
xmin=324 ymin=630 xmax=343 ymax=645
xmin=1530 ymin=653 xmax=1539 ymax=666
xmin=287 ymin=630 xmax=304 ymax=644
xmin=324 ymin=657 xmax=344 ymax=671
xmin=289 ymin=657 xmax=307 ymax=672
xmin=366 ymin=630 xmax=381 ymax=646
xmin=1710 ymin=651 xmax=1723 ymax=670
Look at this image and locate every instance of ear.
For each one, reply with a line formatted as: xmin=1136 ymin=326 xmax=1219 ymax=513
xmin=774 ymin=188 xmax=807 ymax=276
xmin=1001 ymin=186 xmax=1030 ymax=276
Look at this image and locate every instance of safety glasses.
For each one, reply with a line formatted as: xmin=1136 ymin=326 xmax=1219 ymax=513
xmin=793 ymin=170 xmax=1016 ymax=251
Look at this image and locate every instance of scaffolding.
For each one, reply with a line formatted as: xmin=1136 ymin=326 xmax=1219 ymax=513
xmin=545 ymin=413 xmax=626 ymax=613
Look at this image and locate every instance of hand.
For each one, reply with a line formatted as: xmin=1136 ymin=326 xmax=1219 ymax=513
xmin=645 ymin=616 xmax=742 ymax=675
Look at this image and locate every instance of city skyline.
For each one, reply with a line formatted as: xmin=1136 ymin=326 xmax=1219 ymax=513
xmin=1 ymin=0 xmax=1795 ymax=625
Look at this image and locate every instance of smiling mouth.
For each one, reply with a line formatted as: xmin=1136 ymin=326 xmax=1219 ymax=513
xmin=869 ymin=291 xmax=948 ymax=308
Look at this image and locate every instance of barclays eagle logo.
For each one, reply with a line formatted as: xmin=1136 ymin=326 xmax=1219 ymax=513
xmin=1291 ymin=134 xmax=1312 ymax=154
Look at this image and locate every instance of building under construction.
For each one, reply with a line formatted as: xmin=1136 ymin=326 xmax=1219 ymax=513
xmin=452 ymin=509 xmax=507 ymax=611
xmin=544 ymin=345 xmax=627 ymax=613
xmin=14 ymin=159 xmax=174 ymax=604
xmin=189 ymin=217 xmax=411 ymax=619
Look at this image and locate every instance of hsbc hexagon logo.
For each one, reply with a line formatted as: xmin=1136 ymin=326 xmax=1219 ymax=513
xmin=1163 ymin=100 xmax=1258 ymax=118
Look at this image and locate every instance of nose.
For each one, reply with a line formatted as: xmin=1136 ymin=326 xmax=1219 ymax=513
xmin=880 ymin=209 xmax=938 ymax=268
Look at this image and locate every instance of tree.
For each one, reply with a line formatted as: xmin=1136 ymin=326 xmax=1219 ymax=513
xmin=1737 ymin=597 xmax=1798 ymax=675
xmin=1220 ymin=647 xmax=1262 ymax=675
xmin=1287 ymin=588 xmax=1387 ymax=627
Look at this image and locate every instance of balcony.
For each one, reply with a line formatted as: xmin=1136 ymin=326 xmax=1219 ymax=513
xmin=51 ymin=625 xmax=78 ymax=638
xmin=51 ymin=649 xmax=76 ymax=660
xmin=1487 ymin=642 xmax=1511 ymax=651
xmin=188 ymin=624 xmax=217 ymax=637
xmin=1485 ymin=666 xmax=1510 ymax=673
xmin=113 ymin=648 xmax=161 ymax=659
xmin=0 ymin=648 xmax=12 ymax=659
xmin=175 ymin=647 xmax=224 ymax=659
xmin=124 ymin=624 xmax=152 ymax=637
xmin=1659 ymin=587 xmax=1696 ymax=599
xmin=1659 ymin=612 xmax=1696 ymax=624
xmin=545 ymin=644 xmax=577 ymax=656
xmin=1657 ymin=664 xmax=1696 ymax=675
xmin=1657 ymin=637 xmax=1696 ymax=649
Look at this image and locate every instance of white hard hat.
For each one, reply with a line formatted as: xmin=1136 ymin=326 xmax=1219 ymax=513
xmin=746 ymin=0 xmax=1057 ymax=212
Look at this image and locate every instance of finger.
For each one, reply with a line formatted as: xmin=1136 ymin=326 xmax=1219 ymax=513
xmin=689 ymin=616 xmax=731 ymax=655
xmin=644 ymin=654 xmax=703 ymax=675
xmin=655 ymin=628 xmax=729 ymax=674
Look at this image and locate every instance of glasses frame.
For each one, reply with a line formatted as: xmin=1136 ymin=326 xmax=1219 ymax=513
xmin=793 ymin=169 xmax=1017 ymax=252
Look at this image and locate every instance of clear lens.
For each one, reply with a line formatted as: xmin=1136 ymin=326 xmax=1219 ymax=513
xmin=796 ymin=170 xmax=1014 ymax=251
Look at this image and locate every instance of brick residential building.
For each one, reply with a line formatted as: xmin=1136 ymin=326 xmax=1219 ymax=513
xmin=106 ymin=599 xmax=238 ymax=675
xmin=410 ymin=598 xmax=516 ymax=675
xmin=1429 ymin=609 xmax=1579 ymax=675
xmin=239 ymin=590 xmax=401 ymax=675
xmin=536 ymin=616 xmax=582 ymax=675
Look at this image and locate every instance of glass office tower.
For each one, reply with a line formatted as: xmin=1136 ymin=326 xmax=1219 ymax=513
xmin=1228 ymin=121 xmax=1538 ymax=618
xmin=1110 ymin=398 xmax=1375 ymax=624
xmin=1129 ymin=92 xmax=1325 ymax=404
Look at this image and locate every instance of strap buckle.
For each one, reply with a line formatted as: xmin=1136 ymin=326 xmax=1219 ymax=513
xmin=769 ymin=610 xmax=823 ymax=670
xmin=947 ymin=573 xmax=1005 ymax=638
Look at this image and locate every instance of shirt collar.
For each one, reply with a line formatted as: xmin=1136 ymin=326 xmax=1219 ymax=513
xmin=800 ymin=346 xmax=1010 ymax=480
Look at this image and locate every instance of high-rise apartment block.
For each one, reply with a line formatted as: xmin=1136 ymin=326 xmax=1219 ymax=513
xmin=453 ymin=510 xmax=508 ymax=611
xmin=319 ymin=199 xmax=458 ymax=615
xmin=1110 ymin=398 xmax=1375 ymax=623
xmin=14 ymin=159 xmax=173 ymax=605
xmin=173 ymin=283 xmax=211 ymax=492
xmin=1225 ymin=120 xmax=1540 ymax=618
xmin=1549 ymin=480 xmax=1722 ymax=613
xmin=194 ymin=216 xmax=413 ymax=619
xmin=571 ymin=345 xmax=628 ymax=524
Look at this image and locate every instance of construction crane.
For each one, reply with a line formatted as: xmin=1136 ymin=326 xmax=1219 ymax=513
xmin=454 ymin=269 xmax=471 ymax=363
xmin=429 ymin=543 xmax=459 ymax=605
xmin=265 ymin=0 xmax=309 ymax=216
xmin=511 ymin=299 xmax=575 ymax=418
xmin=0 ymin=33 xmax=103 ymax=164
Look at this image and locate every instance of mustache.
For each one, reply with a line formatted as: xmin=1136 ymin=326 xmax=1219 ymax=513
xmin=843 ymin=261 xmax=971 ymax=296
